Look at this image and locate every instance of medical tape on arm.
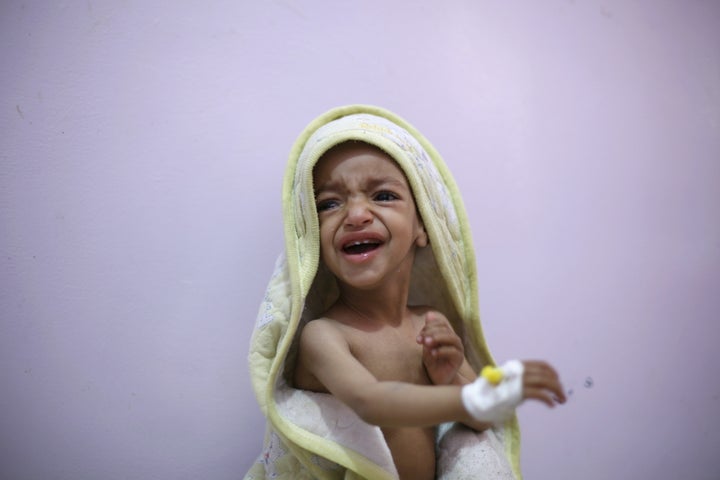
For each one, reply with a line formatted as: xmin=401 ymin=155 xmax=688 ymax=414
xmin=461 ymin=360 xmax=524 ymax=423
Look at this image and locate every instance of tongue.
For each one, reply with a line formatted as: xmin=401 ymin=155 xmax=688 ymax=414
xmin=344 ymin=243 xmax=379 ymax=255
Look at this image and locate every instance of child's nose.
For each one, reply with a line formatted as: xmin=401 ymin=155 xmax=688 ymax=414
xmin=345 ymin=198 xmax=373 ymax=227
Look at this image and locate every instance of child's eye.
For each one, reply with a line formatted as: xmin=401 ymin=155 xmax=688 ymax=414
xmin=374 ymin=191 xmax=398 ymax=202
xmin=316 ymin=199 xmax=340 ymax=212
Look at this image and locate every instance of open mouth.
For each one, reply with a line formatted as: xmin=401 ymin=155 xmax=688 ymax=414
xmin=342 ymin=239 xmax=382 ymax=255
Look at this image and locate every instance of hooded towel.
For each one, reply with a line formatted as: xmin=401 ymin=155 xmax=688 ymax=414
xmin=246 ymin=105 xmax=522 ymax=479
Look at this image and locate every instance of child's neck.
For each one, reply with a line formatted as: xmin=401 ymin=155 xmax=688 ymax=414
xmin=335 ymin=282 xmax=411 ymax=327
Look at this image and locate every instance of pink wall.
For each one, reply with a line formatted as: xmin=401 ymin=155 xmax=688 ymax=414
xmin=2 ymin=1 xmax=718 ymax=478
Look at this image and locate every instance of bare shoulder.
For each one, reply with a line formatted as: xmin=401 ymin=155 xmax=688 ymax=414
xmin=293 ymin=318 xmax=349 ymax=391
xmin=300 ymin=317 xmax=347 ymax=346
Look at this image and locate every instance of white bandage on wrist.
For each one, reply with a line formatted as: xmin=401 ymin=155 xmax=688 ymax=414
xmin=461 ymin=360 xmax=524 ymax=423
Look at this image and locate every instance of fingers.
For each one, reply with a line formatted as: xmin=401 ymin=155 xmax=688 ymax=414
xmin=417 ymin=312 xmax=459 ymax=347
xmin=418 ymin=328 xmax=462 ymax=349
xmin=417 ymin=330 xmax=464 ymax=363
xmin=523 ymin=385 xmax=564 ymax=407
xmin=417 ymin=310 xmax=444 ymax=341
xmin=522 ymin=360 xmax=567 ymax=406
xmin=427 ymin=346 xmax=465 ymax=366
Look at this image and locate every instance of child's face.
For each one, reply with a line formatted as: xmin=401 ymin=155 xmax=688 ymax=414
xmin=313 ymin=142 xmax=427 ymax=290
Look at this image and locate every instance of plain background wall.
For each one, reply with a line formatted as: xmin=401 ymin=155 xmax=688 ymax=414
xmin=2 ymin=1 xmax=719 ymax=478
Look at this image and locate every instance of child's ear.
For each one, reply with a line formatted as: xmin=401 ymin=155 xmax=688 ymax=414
xmin=415 ymin=225 xmax=428 ymax=248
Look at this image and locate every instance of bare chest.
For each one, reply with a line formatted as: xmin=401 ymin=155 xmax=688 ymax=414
xmin=347 ymin=327 xmax=429 ymax=385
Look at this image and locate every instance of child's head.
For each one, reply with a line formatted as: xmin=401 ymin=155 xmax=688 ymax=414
xmin=287 ymin=108 xmax=475 ymax=327
xmin=312 ymin=141 xmax=428 ymax=289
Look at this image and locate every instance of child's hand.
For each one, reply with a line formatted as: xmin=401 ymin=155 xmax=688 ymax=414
xmin=417 ymin=311 xmax=464 ymax=385
xmin=461 ymin=359 xmax=566 ymax=424
xmin=521 ymin=360 xmax=567 ymax=406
